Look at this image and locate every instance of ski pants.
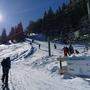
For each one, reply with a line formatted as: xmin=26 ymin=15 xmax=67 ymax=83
xmin=2 ymin=68 xmax=9 ymax=84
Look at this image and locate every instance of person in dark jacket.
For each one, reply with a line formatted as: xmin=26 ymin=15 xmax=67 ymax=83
xmin=39 ymin=44 xmax=41 ymax=49
xmin=54 ymin=44 xmax=57 ymax=49
xmin=69 ymin=44 xmax=74 ymax=55
xmin=1 ymin=57 xmax=11 ymax=86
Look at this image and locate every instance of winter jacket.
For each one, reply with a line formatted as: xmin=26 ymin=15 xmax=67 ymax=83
xmin=1 ymin=57 xmax=11 ymax=70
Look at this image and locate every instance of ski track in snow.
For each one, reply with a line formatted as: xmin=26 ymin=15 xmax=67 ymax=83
xmin=0 ymin=41 xmax=90 ymax=90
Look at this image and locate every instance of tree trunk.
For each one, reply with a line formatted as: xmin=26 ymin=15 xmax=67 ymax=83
xmin=87 ymin=0 xmax=90 ymax=20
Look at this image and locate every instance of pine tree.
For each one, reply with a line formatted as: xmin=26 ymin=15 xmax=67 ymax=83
xmin=9 ymin=27 xmax=15 ymax=41
xmin=27 ymin=21 xmax=35 ymax=35
xmin=62 ymin=3 xmax=67 ymax=10
xmin=14 ymin=22 xmax=25 ymax=42
xmin=45 ymin=7 xmax=54 ymax=37
xmin=42 ymin=10 xmax=48 ymax=35
xmin=1 ymin=29 xmax=7 ymax=44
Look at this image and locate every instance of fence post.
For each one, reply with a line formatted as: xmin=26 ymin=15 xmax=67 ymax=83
xmin=60 ymin=59 xmax=62 ymax=70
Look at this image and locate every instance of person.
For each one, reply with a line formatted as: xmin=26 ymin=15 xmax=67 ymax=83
xmin=30 ymin=42 xmax=32 ymax=45
xmin=54 ymin=44 xmax=57 ymax=49
xmin=32 ymin=39 xmax=34 ymax=43
xmin=63 ymin=46 xmax=69 ymax=56
xmin=39 ymin=44 xmax=40 ymax=49
xmin=1 ymin=57 xmax=11 ymax=86
xmin=85 ymin=45 xmax=88 ymax=51
xmin=75 ymin=49 xmax=79 ymax=54
xmin=69 ymin=44 xmax=74 ymax=55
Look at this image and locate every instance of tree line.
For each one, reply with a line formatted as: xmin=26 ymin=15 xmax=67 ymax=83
xmin=0 ymin=0 xmax=88 ymax=44
xmin=27 ymin=0 xmax=88 ymax=43
xmin=0 ymin=22 xmax=25 ymax=44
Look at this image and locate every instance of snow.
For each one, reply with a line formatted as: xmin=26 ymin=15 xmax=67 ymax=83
xmin=0 ymin=40 xmax=90 ymax=90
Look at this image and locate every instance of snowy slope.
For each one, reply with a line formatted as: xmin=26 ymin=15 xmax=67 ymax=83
xmin=0 ymin=41 xmax=90 ymax=90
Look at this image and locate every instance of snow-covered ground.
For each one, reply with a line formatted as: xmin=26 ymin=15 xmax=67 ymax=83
xmin=0 ymin=41 xmax=90 ymax=90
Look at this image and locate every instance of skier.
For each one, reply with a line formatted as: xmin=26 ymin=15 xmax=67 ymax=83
xmin=32 ymin=39 xmax=34 ymax=43
xmin=39 ymin=44 xmax=41 ymax=49
xmin=85 ymin=45 xmax=88 ymax=51
xmin=54 ymin=44 xmax=57 ymax=49
xmin=1 ymin=57 xmax=11 ymax=86
xmin=63 ymin=46 xmax=69 ymax=56
xmin=68 ymin=44 xmax=74 ymax=55
xmin=30 ymin=42 xmax=32 ymax=45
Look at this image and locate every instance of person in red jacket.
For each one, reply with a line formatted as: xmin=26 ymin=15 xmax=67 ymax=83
xmin=63 ymin=47 xmax=69 ymax=56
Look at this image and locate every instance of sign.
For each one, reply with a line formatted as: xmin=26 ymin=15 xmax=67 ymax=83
xmin=66 ymin=56 xmax=90 ymax=77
